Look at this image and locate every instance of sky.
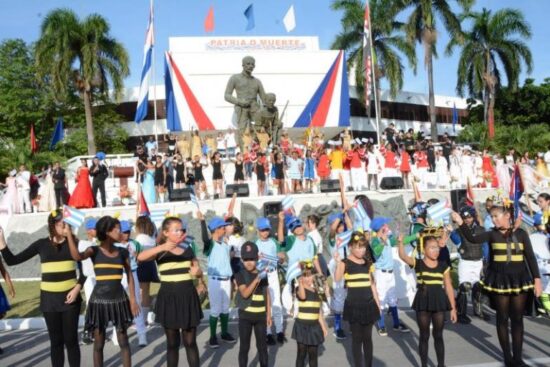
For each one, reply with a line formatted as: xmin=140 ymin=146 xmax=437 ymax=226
xmin=0 ymin=0 xmax=548 ymax=98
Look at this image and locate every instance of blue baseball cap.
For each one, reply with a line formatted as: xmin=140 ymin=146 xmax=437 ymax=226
xmin=120 ymin=220 xmax=132 ymax=233
xmin=208 ymin=216 xmax=229 ymax=231
xmin=327 ymin=212 xmax=344 ymax=225
xmin=533 ymin=213 xmax=543 ymax=226
xmin=285 ymin=216 xmax=302 ymax=232
xmin=256 ymin=217 xmax=272 ymax=231
xmin=370 ymin=217 xmax=391 ymax=232
xmin=85 ymin=218 xmax=97 ymax=231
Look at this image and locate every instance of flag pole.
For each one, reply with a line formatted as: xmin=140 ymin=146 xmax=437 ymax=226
xmin=366 ymin=5 xmax=381 ymax=145
xmin=151 ymin=0 xmax=159 ymax=145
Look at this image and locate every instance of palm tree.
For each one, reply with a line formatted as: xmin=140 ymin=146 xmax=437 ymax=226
xmin=35 ymin=9 xmax=129 ymax=155
xmin=401 ymin=0 xmax=472 ymax=140
xmin=446 ymin=8 xmax=532 ymax=137
xmin=331 ymin=0 xmax=417 ymax=117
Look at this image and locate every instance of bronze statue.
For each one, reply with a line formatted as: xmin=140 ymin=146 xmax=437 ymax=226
xmin=253 ymin=92 xmax=282 ymax=146
xmin=224 ymin=56 xmax=266 ymax=148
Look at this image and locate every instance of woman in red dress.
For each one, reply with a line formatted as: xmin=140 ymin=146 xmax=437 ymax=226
xmin=316 ymin=148 xmax=331 ymax=180
xmin=69 ymin=159 xmax=95 ymax=208
xmin=400 ymin=145 xmax=412 ymax=189
xmin=481 ymin=149 xmax=499 ymax=188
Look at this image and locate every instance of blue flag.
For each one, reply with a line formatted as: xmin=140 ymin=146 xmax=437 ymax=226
xmin=49 ymin=117 xmax=64 ymax=150
xmin=244 ymin=4 xmax=255 ymax=31
xmin=452 ymin=103 xmax=458 ymax=133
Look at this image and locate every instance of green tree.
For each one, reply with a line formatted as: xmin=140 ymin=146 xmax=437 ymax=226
xmin=446 ymin=7 xmax=532 ymax=136
xmin=35 ymin=9 xmax=129 ymax=155
xmin=330 ymin=0 xmax=417 ymax=110
xmin=402 ymin=0 xmax=472 ymax=140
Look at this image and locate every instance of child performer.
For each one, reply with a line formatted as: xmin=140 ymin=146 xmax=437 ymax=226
xmin=292 ymin=260 xmax=328 ymax=367
xmin=0 ymin=210 xmax=85 ymax=367
xmin=398 ymin=229 xmax=457 ymax=367
xmin=137 ymin=217 xmax=204 ymax=367
xmin=199 ymin=212 xmax=236 ymax=348
xmin=334 ymin=232 xmax=380 ymax=367
xmin=66 ymin=216 xmax=139 ymax=367
xmin=451 ymin=201 xmax=542 ymax=367
xmin=0 ymin=244 xmax=15 ymax=355
xmin=235 ymin=242 xmax=271 ymax=367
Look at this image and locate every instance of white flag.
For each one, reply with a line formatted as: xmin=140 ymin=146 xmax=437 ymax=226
xmin=283 ymin=5 xmax=296 ymax=32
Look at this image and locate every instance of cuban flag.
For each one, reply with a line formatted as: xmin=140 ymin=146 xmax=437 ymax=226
xmin=285 ymin=261 xmax=302 ymax=283
xmin=351 ymin=200 xmax=371 ymax=231
xmin=519 ymin=210 xmax=535 ymax=227
xmin=150 ymin=209 xmax=168 ymax=228
xmin=62 ymin=205 xmax=85 ymax=228
xmin=509 ymin=164 xmax=524 ymax=220
xmin=134 ymin=1 xmax=154 ymax=123
xmin=281 ymin=195 xmax=295 ymax=213
xmin=427 ymin=200 xmax=452 ymax=225
xmin=190 ymin=192 xmax=200 ymax=209
xmin=293 ymin=50 xmax=350 ymax=128
xmin=165 ymin=52 xmax=215 ymax=132
xmin=335 ymin=230 xmax=353 ymax=250
xmin=257 ymin=253 xmax=279 ymax=274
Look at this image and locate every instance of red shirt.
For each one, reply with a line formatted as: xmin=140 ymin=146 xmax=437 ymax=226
xmin=400 ymin=151 xmax=411 ymax=172
xmin=384 ymin=151 xmax=397 ymax=169
xmin=414 ymin=151 xmax=429 ymax=168
xmin=350 ymin=150 xmax=363 ymax=168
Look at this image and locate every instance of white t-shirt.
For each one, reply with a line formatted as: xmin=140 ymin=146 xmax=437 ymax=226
xmin=227 ymin=234 xmax=246 ymax=258
xmin=308 ymin=229 xmax=323 ymax=255
xmin=135 ymin=233 xmax=156 ymax=248
xmin=78 ymin=239 xmax=97 ymax=277
xmin=225 ymin=132 xmax=237 ymax=149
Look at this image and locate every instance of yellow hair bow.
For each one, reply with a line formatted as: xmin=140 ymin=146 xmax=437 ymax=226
xmin=50 ymin=209 xmax=58 ymax=217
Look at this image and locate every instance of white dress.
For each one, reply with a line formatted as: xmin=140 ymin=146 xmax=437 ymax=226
xmin=366 ymin=152 xmax=379 ymax=175
xmin=449 ymin=154 xmax=462 ymax=188
xmin=495 ymin=158 xmax=511 ymax=192
xmin=460 ymin=155 xmax=475 ymax=187
xmin=38 ymin=172 xmax=56 ymax=212
xmin=435 ymin=156 xmax=450 ymax=189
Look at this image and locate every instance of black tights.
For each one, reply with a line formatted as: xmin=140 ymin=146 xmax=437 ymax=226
xmin=93 ymin=327 xmax=131 ymax=367
xmin=416 ymin=311 xmax=445 ymax=367
xmin=43 ymin=306 xmax=81 ymax=367
xmin=165 ymin=327 xmax=200 ymax=367
xmin=238 ymin=318 xmax=268 ymax=367
xmin=350 ymin=322 xmax=373 ymax=367
xmin=492 ymin=293 xmax=528 ymax=364
xmin=296 ymin=343 xmax=318 ymax=367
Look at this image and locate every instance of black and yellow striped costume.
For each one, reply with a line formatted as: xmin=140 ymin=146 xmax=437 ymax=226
xmin=154 ymin=244 xmax=203 ymax=329
xmin=1 ymin=238 xmax=85 ymax=312
xmin=411 ymin=259 xmax=452 ymax=312
xmin=292 ymin=288 xmax=325 ymax=346
xmin=342 ymin=258 xmax=380 ymax=325
xmin=235 ymin=269 xmax=268 ymax=321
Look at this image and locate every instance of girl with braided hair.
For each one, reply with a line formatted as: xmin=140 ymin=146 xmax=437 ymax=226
xmin=451 ymin=201 xmax=542 ymax=367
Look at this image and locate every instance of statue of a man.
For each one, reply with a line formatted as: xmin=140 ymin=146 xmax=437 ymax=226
xmin=254 ymin=92 xmax=282 ymax=146
xmin=224 ymin=56 xmax=266 ymax=148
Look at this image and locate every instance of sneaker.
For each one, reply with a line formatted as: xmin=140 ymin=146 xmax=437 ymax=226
xmin=377 ymin=327 xmax=388 ymax=336
xmin=266 ymin=334 xmax=276 ymax=345
xmin=458 ymin=315 xmax=472 ymax=324
xmin=221 ymin=333 xmax=237 ymax=343
xmin=393 ymin=323 xmax=410 ymax=333
xmin=80 ymin=331 xmax=93 ymax=345
xmin=334 ymin=329 xmax=347 ymax=340
xmin=276 ymin=332 xmax=287 ymax=344
xmin=138 ymin=334 xmax=148 ymax=347
xmin=209 ymin=336 xmax=219 ymax=348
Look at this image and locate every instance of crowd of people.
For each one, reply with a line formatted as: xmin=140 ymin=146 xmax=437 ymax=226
xmin=2 ymin=125 xmax=550 ymax=213
xmin=0 ymin=185 xmax=548 ymax=367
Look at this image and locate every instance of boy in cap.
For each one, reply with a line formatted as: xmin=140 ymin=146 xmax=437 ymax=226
xmin=255 ymin=217 xmax=285 ymax=344
xmin=370 ymin=217 xmax=417 ymax=336
xmin=79 ymin=218 xmax=98 ymax=344
xmin=199 ymin=212 xmax=236 ymax=348
xmin=235 ymin=241 xmax=271 ymax=367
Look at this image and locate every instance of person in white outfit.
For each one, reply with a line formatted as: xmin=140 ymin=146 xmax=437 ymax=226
xmin=16 ymin=165 xmax=31 ymax=213
xmin=434 ymin=150 xmax=450 ymax=189
xmin=78 ymin=218 xmax=98 ymax=345
xmin=366 ymin=145 xmax=380 ymax=190
xmin=449 ymin=148 xmax=462 ymax=189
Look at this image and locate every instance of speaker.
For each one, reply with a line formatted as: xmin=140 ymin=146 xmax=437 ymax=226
xmin=450 ymin=189 xmax=467 ymax=212
xmin=380 ymin=176 xmax=404 ymax=190
xmin=320 ymin=179 xmax=340 ymax=193
xmin=226 ymin=183 xmax=250 ymax=197
xmin=263 ymin=201 xmax=283 ymax=237
xmin=169 ymin=187 xmax=193 ymax=202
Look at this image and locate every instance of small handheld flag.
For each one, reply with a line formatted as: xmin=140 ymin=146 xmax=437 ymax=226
xmin=285 ymin=261 xmax=302 ymax=283
xmin=427 ymin=200 xmax=452 ymax=225
xmin=257 ymin=253 xmax=278 ymax=273
xmin=244 ymin=4 xmax=255 ymax=31
xmin=190 ymin=192 xmax=200 ymax=210
xmin=281 ymin=195 xmax=295 ymax=212
xmin=63 ymin=205 xmax=85 ymax=228
xmin=150 ymin=209 xmax=168 ymax=228
xmin=335 ymin=230 xmax=353 ymax=249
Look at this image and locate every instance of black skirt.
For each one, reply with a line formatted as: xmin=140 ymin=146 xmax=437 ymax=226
xmin=481 ymin=268 xmax=534 ymax=309
xmin=137 ymin=260 xmax=160 ymax=283
xmin=257 ymin=166 xmax=266 ymax=181
xmin=155 ymin=282 xmax=203 ymax=329
xmin=85 ymin=285 xmax=133 ymax=331
xmin=412 ymin=286 xmax=451 ymax=312
xmin=292 ymin=320 xmax=324 ymax=346
xmin=343 ymin=297 xmax=380 ymax=325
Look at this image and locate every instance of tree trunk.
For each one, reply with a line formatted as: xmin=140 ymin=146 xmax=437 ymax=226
xmin=83 ymin=90 xmax=96 ymax=155
xmin=427 ymin=49 xmax=437 ymax=141
xmin=488 ymin=85 xmax=495 ymax=138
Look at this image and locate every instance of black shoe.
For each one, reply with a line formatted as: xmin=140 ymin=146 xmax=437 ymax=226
xmin=393 ymin=323 xmax=410 ymax=333
xmin=333 ymin=329 xmax=347 ymax=340
xmin=209 ymin=336 xmax=219 ymax=349
xmin=276 ymin=332 xmax=287 ymax=344
xmin=266 ymin=334 xmax=276 ymax=345
xmin=221 ymin=333 xmax=237 ymax=343
xmin=80 ymin=331 xmax=93 ymax=345
xmin=458 ymin=315 xmax=472 ymax=324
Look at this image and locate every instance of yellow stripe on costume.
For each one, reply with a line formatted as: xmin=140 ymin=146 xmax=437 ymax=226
xmin=418 ymin=272 xmax=444 ymax=278
xmin=297 ymin=312 xmax=319 ymax=320
xmin=344 ymin=273 xmax=370 ymax=280
xmin=492 ymin=243 xmax=524 ymax=250
xmin=346 ymin=281 xmax=371 ymax=288
xmin=40 ymin=279 xmax=77 ymax=292
xmin=418 ymin=280 xmax=444 ymax=285
xmin=41 ymin=261 xmax=76 ymax=273
xmin=298 ymin=301 xmax=321 ymax=308
xmin=493 ymin=255 xmax=523 ymax=262
xmin=96 ymin=275 xmax=123 ymax=281
xmin=245 ymin=306 xmax=266 ymax=313
xmin=158 ymin=261 xmax=191 ymax=272
xmin=94 ymin=264 xmax=124 ymax=269
xmin=160 ymin=274 xmax=192 ymax=282
xmin=252 ymin=294 xmax=265 ymax=301
xmin=481 ymin=281 xmax=534 ymax=293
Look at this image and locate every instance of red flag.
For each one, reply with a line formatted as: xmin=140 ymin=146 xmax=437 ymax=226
xmin=138 ymin=190 xmax=150 ymax=217
xmin=30 ymin=123 xmax=38 ymax=154
xmin=465 ymin=178 xmax=475 ymax=206
xmin=204 ymin=6 xmax=214 ymax=32
xmin=362 ymin=3 xmax=373 ymax=109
